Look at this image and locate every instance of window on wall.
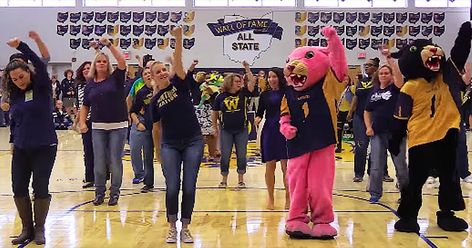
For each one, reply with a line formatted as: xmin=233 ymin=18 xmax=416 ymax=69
xmin=306 ymin=0 xmax=408 ymax=7
xmin=8 ymin=0 xmax=42 ymax=6
xmin=194 ymin=0 xmax=227 ymax=6
xmin=415 ymin=0 xmax=447 ymax=7
xmin=152 ymin=0 xmax=185 ymax=6
xmin=305 ymin=0 xmax=338 ymax=7
xmin=84 ymin=0 xmax=117 ymax=6
xmin=228 ymin=0 xmax=262 ymax=6
xmin=118 ymin=0 xmax=152 ymax=6
xmin=195 ymin=0 xmax=295 ymax=7
xmin=447 ymin=0 xmax=471 ymax=7
xmin=338 ymin=0 xmax=371 ymax=8
xmin=43 ymin=0 xmax=76 ymax=6
xmin=263 ymin=0 xmax=296 ymax=6
xmin=372 ymin=0 xmax=407 ymax=8
xmin=415 ymin=0 xmax=470 ymax=7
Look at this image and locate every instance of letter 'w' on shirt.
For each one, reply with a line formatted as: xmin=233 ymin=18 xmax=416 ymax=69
xmin=223 ymin=96 xmax=240 ymax=112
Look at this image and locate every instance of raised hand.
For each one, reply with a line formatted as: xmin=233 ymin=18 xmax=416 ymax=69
xmin=192 ymin=59 xmax=199 ymax=65
xmin=170 ymin=26 xmax=183 ymax=38
xmin=90 ymin=40 xmax=99 ymax=50
xmin=321 ymin=26 xmax=337 ymax=40
xmin=7 ymin=38 xmax=21 ymax=48
xmin=242 ymin=60 xmax=249 ymax=68
xmin=99 ymin=37 xmax=111 ymax=47
xmin=28 ymin=31 xmax=41 ymax=42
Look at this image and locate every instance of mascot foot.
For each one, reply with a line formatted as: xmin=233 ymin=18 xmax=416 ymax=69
xmin=311 ymin=224 xmax=337 ymax=239
xmin=394 ymin=218 xmax=420 ymax=233
xmin=285 ymin=221 xmax=312 ymax=239
xmin=437 ymin=211 xmax=468 ymax=232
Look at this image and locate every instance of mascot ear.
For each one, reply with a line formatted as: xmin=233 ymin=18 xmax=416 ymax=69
xmin=390 ymin=51 xmax=402 ymax=59
xmin=318 ymin=47 xmax=329 ymax=55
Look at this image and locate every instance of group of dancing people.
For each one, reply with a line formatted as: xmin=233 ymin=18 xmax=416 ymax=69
xmin=3 ymin=21 xmax=472 ymax=245
xmin=1 ymin=26 xmax=292 ymax=245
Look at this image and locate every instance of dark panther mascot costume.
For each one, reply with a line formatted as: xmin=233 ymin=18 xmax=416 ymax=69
xmin=392 ymin=21 xmax=472 ymax=233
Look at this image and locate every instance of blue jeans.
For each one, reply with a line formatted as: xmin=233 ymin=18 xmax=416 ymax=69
xmin=161 ymin=135 xmax=204 ymax=224
xmin=220 ymin=128 xmax=248 ymax=176
xmin=369 ymin=133 xmax=409 ymax=198
xmin=353 ymin=114 xmax=369 ymax=177
xmin=456 ymin=124 xmax=471 ymax=179
xmin=92 ymin=128 xmax=127 ymax=197
xmin=129 ymin=123 xmax=154 ymax=186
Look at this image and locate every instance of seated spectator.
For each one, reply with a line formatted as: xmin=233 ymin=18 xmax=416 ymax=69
xmin=53 ymin=100 xmax=72 ymax=130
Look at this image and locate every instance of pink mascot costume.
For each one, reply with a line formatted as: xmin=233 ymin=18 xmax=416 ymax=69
xmin=280 ymin=26 xmax=347 ymax=239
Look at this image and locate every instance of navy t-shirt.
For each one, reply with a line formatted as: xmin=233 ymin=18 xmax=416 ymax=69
xmin=355 ymin=77 xmax=374 ymax=117
xmin=130 ymin=85 xmax=154 ymax=130
xmin=151 ymin=75 xmax=201 ymax=142
xmin=365 ymin=83 xmax=401 ymax=134
xmin=9 ymin=42 xmax=57 ymax=149
xmin=213 ymin=88 xmax=253 ymax=132
xmin=83 ymin=68 xmax=128 ymax=123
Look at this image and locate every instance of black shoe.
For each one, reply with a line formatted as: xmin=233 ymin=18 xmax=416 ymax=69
xmin=437 ymin=211 xmax=468 ymax=231
xmin=108 ymin=195 xmax=119 ymax=206
xmin=352 ymin=176 xmax=363 ymax=182
xmin=394 ymin=218 xmax=420 ymax=233
xmin=383 ymin=175 xmax=394 ymax=182
xmin=82 ymin=182 xmax=94 ymax=189
xmin=93 ymin=196 xmax=104 ymax=206
xmin=141 ymin=185 xmax=154 ymax=193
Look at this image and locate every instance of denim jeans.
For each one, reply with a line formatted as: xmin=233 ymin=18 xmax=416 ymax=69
xmin=456 ymin=124 xmax=471 ymax=179
xmin=220 ymin=128 xmax=248 ymax=176
xmin=92 ymin=127 xmax=127 ymax=197
xmin=12 ymin=145 xmax=57 ymax=199
xmin=353 ymin=114 xmax=369 ymax=177
xmin=369 ymin=133 xmax=409 ymax=198
xmin=161 ymin=135 xmax=204 ymax=224
xmin=129 ymin=123 xmax=154 ymax=186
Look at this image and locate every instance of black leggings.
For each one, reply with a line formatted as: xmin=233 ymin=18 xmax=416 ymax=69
xmin=397 ymin=129 xmax=465 ymax=219
xmin=12 ymin=145 xmax=57 ymax=199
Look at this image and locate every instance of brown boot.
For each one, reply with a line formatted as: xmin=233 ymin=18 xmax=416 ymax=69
xmin=33 ymin=197 xmax=51 ymax=245
xmin=11 ymin=197 xmax=34 ymax=245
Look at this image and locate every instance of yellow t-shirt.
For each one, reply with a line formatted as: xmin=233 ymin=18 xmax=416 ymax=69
xmin=394 ymin=75 xmax=460 ymax=149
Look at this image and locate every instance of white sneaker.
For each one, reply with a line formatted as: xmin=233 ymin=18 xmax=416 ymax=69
xmin=426 ymin=176 xmax=435 ymax=184
xmin=462 ymin=175 xmax=472 ymax=183
xmin=365 ymin=177 xmax=370 ymax=192
xmin=180 ymin=228 xmax=194 ymax=243
xmin=166 ymin=228 xmax=177 ymax=243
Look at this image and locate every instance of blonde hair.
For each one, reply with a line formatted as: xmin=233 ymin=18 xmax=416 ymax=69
xmin=88 ymin=52 xmax=113 ymax=80
xmin=221 ymin=73 xmax=242 ymax=93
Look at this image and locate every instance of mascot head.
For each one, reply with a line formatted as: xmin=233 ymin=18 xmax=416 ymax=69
xmin=392 ymin=39 xmax=446 ymax=81
xmin=197 ymin=72 xmax=223 ymax=107
xmin=284 ymin=46 xmax=330 ymax=91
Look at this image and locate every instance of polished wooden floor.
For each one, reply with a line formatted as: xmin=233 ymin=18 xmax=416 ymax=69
xmin=1 ymin=128 xmax=472 ymax=247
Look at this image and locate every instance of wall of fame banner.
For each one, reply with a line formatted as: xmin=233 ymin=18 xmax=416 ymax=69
xmin=0 ymin=8 xmax=468 ymax=67
xmin=294 ymin=11 xmax=446 ymax=50
xmin=56 ymin=11 xmax=196 ymax=51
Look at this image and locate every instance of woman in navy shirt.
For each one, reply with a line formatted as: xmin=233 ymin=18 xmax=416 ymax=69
xmin=4 ymin=38 xmax=57 ymax=245
xmin=212 ymin=62 xmax=255 ymax=189
xmin=150 ymin=27 xmax=203 ymax=244
xmin=129 ymin=68 xmax=155 ymax=193
xmin=255 ymin=68 xmax=289 ymax=210
xmin=79 ymin=38 xmax=127 ymax=207
xmin=364 ymin=53 xmax=408 ymax=203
